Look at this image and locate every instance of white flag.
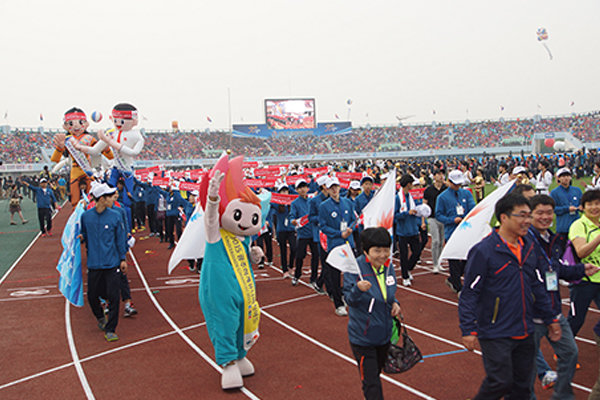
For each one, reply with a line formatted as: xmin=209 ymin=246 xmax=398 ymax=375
xmin=326 ymin=242 xmax=362 ymax=278
xmin=168 ymin=203 xmax=206 ymax=273
xmin=361 ymin=168 xmax=396 ymax=236
xmin=440 ymin=180 xmax=516 ymax=261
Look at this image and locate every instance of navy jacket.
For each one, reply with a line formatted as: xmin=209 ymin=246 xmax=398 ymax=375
xmin=394 ymin=191 xmax=420 ymax=237
xmin=435 ymin=187 xmax=475 ymax=241
xmin=81 ymin=207 xmax=127 ymax=270
xmin=550 ymin=185 xmax=582 ymax=233
xmin=309 ymin=191 xmax=328 ymax=242
xmin=319 ymin=196 xmax=356 ymax=250
xmin=355 ymin=191 xmax=374 ymax=216
xmin=344 ymin=255 xmax=399 ymax=346
xmin=459 ymin=230 xmax=556 ymax=339
xmin=528 ymin=227 xmax=586 ymax=318
xmin=290 ymin=196 xmax=312 ymax=239
xmin=30 ymin=185 xmax=56 ymax=209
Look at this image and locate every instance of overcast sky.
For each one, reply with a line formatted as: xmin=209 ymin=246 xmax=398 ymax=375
xmin=1 ymin=0 xmax=598 ymax=131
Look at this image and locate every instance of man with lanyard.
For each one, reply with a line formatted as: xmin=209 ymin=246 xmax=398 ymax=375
xmin=308 ymin=175 xmax=330 ymax=294
xmin=319 ymin=177 xmax=356 ymax=317
xmin=423 ymin=168 xmax=447 ymax=274
xmin=459 ymin=193 xmax=561 ymax=399
xmin=354 ymin=176 xmax=375 ymax=255
xmin=80 ymin=183 xmax=127 ymax=342
xmin=550 ymin=167 xmax=582 ymax=255
xmin=527 ymin=194 xmax=598 ymax=399
xmin=291 ymin=179 xmax=322 ymax=291
xmin=435 ymin=170 xmax=475 ymax=293
xmin=21 ymin=177 xmax=58 ymax=237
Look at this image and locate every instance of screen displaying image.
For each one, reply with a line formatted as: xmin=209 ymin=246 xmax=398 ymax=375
xmin=265 ymin=98 xmax=315 ymax=130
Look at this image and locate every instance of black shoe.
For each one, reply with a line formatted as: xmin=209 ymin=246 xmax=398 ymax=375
xmin=167 ymin=244 xmax=174 ymax=249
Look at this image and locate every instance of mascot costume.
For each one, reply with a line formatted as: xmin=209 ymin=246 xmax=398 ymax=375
xmin=51 ymin=107 xmax=114 ymax=206
xmin=198 ymin=155 xmax=265 ymax=390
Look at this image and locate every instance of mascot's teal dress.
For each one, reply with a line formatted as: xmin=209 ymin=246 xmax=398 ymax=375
xmin=199 ymin=235 xmax=253 ymax=366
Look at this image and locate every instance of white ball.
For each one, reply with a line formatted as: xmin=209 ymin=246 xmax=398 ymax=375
xmin=553 ymin=141 xmax=566 ymax=151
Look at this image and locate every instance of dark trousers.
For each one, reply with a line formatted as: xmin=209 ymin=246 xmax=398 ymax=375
xmin=87 ymin=267 xmax=120 ymax=333
xmin=165 ymin=215 xmax=182 ymax=245
xmin=256 ymin=231 xmax=273 ymax=263
xmin=350 ymin=342 xmax=390 ymax=400
xmin=568 ymin=281 xmax=600 ymax=336
xmin=135 ymin=201 xmax=146 ymax=229
xmin=146 ymin=204 xmax=157 ymax=233
xmin=474 ymin=336 xmax=535 ymax=400
xmin=119 ymin=270 xmax=131 ymax=302
xmin=157 ymin=215 xmax=166 ymax=241
xmin=419 ymin=226 xmax=428 ymax=253
xmin=398 ymin=235 xmax=422 ymax=279
xmin=317 ymin=244 xmax=328 ymax=289
xmin=448 ymin=259 xmax=467 ymax=292
xmin=37 ymin=207 xmax=52 ymax=234
xmin=323 ymin=251 xmax=344 ymax=308
xmin=295 ymin=237 xmax=318 ymax=281
xmin=277 ymin=230 xmax=296 ymax=272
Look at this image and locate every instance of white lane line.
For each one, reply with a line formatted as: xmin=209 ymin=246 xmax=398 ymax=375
xmin=261 ymin=310 xmax=436 ymax=400
xmin=0 ymin=292 xmax=318 ymax=391
xmin=128 ymin=249 xmax=261 ymax=400
xmin=0 ymin=200 xmax=66 ymax=286
xmin=65 ymin=300 xmax=95 ymax=399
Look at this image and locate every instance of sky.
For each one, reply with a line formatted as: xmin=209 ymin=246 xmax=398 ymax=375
xmin=1 ymin=0 xmax=599 ymax=131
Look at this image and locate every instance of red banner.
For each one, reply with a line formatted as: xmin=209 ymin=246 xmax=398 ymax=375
xmin=410 ymin=188 xmax=425 ymax=200
xmin=285 ymin=174 xmax=310 ymax=185
xmin=152 ymin=177 xmax=169 ymax=187
xmin=335 ymin=172 xmax=363 ymax=181
xmin=179 ymin=182 xmax=201 ymax=192
xmin=135 ymin=165 xmax=161 ymax=174
xmin=246 ymin=177 xmax=278 ymax=188
xmin=270 ymin=192 xmax=298 ymax=205
xmin=304 ymin=167 xmax=328 ymax=176
xmin=243 ymin=161 xmax=260 ymax=168
xmin=253 ymin=168 xmax=282 ymax=177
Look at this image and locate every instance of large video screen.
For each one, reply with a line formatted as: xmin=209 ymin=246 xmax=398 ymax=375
xmin=265 ymin=98 xmax=315 ymax=130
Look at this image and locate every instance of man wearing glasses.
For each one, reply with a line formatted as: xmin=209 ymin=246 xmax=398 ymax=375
xmin=459 ymin=193 xmax=561 ymax=399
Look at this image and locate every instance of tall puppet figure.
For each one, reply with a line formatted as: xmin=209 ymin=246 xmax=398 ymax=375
xmin=51 ymin=107 xmax=114 ymax=206
xmin=75 ymin=103 xmax=144 ymax=197
xmin=198 ymin=155 xmax=265 ymax=390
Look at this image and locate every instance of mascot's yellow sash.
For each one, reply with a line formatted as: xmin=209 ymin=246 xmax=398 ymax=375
xmin=220 ymin=229 xmax=260 ymax=350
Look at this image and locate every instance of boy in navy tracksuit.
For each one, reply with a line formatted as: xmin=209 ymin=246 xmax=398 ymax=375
xmin=270 ymin=185 xmax=297 ymax=281
xmin=22 ymin=177 xmax=58 ymax=236
xmin=344 ymin=227 xmax=401 ymax=400
xmin=459 ymin=193 xmax=560 ymax=399
xmin=309 ymin=175 xmax=330 ymax=292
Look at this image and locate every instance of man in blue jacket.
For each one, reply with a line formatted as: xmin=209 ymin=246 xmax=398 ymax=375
xmin=528 ymin=194 xmax=599 ymax=399
xmin=395 ymin=174 xmax=422 ymax=287
xmin=81 ymin=183 xmax=127 ymax=342
xmin=354 ymin=176 xmax=375 ymax=255
xmin=21 ymin=177 xmax=58 ymax=237
xmin=308 ymin=175 xmax=330 ymax=294
xmin=291 ymin=179 xmax=321 ymax=289
xmin=319 ymin=177 xmax=356 ymax=316
xmin=550 ymin=167 xmax=582 ymax=255
xmin=343 ymin=227 xmax=401 ymax=400
xmin=459 ymin=193 xmax=561 ymax=399
xmin=435 ymin=170 xmax=475 ymax=293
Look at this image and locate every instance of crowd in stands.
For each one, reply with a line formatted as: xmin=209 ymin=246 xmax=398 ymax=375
xmin=2 ymin=112 xmax=599 ymax=164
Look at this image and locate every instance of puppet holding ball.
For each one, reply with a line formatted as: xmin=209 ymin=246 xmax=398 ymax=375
xmin=198 ymin=155 xmax=264 ymax=390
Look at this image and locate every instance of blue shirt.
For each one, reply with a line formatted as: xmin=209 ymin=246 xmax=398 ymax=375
xmin=269 ymin=203 xmax=295 ymax=234
xmin=309 ymin=191 xmax=328 ymax=242
xmin=550 ymin=185 xmax=582 ymax=233
xmin=355 ymin=191 xmax=374 ymax=216
xmin=80 ymin=207 xmax=127 ymax=270
xmin=318 ymin=196 xmax=356 ymax=250
xmin=290 ymin=196 xmax=312 ymax=239
xmin=30 ymin=185 xmax=56 ymax=209
xmin=395 ymin=191 xmax=420 ymax=237
xmin=435 ymin=187 xmax=476 ymax=240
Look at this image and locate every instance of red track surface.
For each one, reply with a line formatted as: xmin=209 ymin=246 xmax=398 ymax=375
xmin=1 ymin=204 xmax=599 ymax=399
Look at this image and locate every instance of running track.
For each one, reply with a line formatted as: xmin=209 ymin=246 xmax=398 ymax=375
xmin=1 ymin=204 xmax=599 ymax=399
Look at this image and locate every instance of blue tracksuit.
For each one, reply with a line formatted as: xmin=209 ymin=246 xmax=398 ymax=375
xmin=550 ymin=185 xmax=582 ymax=233
xmin=80 ymin=207 xmax=127 ymax=269
xmin=318 ymin=196 xmax=356 ymax=250
xmin=355 ymin=191 xmax=374 ymax=216
xmin=30 ymin=185 xmax=56 ymax=209
xmin=309 ymin=191 xmax=328 ymax=242
xmin=435 ymin=187 xmax=476 ymax=240
xmin=394 ymin=192 xmax=420 ymax=237
xmin=290 ymin=196 xmax=312 ymax=239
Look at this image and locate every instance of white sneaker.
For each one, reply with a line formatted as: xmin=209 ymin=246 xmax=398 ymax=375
xmin=335 ymin=306 xmax=348 ymax=316
xmin=541 ymin=370 xmax=557 ymax=389
xmin=221 ymin=362 xmax=243 ymax=390
xmin=402 ymin=278 xmax=412 ymax=287
xmin=432 ymin=265 xmax=440 ymax=274
xmin=236 ymin=357 xmax=255 ymax=377
xmin=408 ymin=272 xmax=414 ymax=281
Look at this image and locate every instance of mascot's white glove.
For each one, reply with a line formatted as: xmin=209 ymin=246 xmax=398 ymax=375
xmin=250 ymin=246 xmax=265 ymax=264
xmin=98 ymin=129 xmax=122 ymax=151
xmin=208 ymin=171 xmax=225 ymax=201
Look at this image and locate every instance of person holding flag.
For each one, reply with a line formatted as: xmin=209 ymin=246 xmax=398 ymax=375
xmin=342 ymin=227 xmax=402 ymax=400
xmin=319 ymin=177 xmax=356 ymax=316
xmin=395 ymin=174 xmax=422 ymax=287
xmin=291 ymin=179 xmax=321 ymax=290
xmin=435 ymin=170 xmax=476 ymax=293
xmin=309 ymin=175 xmax=330 ymax=294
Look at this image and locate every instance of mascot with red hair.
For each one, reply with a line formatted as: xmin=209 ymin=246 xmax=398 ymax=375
xmin=199 ymin=155 xmax=265 ymax=390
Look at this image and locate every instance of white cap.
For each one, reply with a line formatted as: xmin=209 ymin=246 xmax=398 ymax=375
xmin=276 ymin=183 xmax=289 ymax=192
xmin=294 ymin=179 xmax=308 ymax=189
xmin=316 ymin=175 xmax=329 ymax=187
xmin=91 ymin=183 xmax=116 ymax=198
xmin=191 ymin=190 xmax=199 ymax=196
xmin=512 ymin=166 xmax=527 ymax=175
xmin=326 ymin=177 xmax=340 ymax=188
xmin=448 ymin=170 xmax=466 ymax=185
xmin=40 ymin=178 xmax=48 ymax=183
xmin=349 ymin=180 xmax=361 ymax=190
xmin=556 ymin=167 xmax=571 ymax=177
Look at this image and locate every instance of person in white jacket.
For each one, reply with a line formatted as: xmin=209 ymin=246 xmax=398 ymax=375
xmin=531 ymin=159 xmax=553 ymax=194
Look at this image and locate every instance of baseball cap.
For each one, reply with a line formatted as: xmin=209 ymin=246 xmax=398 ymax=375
xmin=277 ymin=184 xmax=289 ymax=192
xmin=326 ymin=177 xmax=340 ymax=188
xmin=316 ymin=175 xmax=329 ymax=187
xmin=40 ymin=178 xmax=48 ymax=183
xmin=349 ymin=180 xmax=361 ymax=190
xmin=91 ymin=183 xmax=116 ymax=198
xmin=295 ymin=179 xmax=308 ymax=189
xmin=360 ymin=175 xmax=374 ymax=185
xmin=556 ymin=167 xmax=571 ymax=177
xmin=191 ymin=190 xmax=199 ymax=196
xmin=512 ymin=166 xmax=527 ymax=175
xmin=448 ymin=170 xmax=466 ymax=185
